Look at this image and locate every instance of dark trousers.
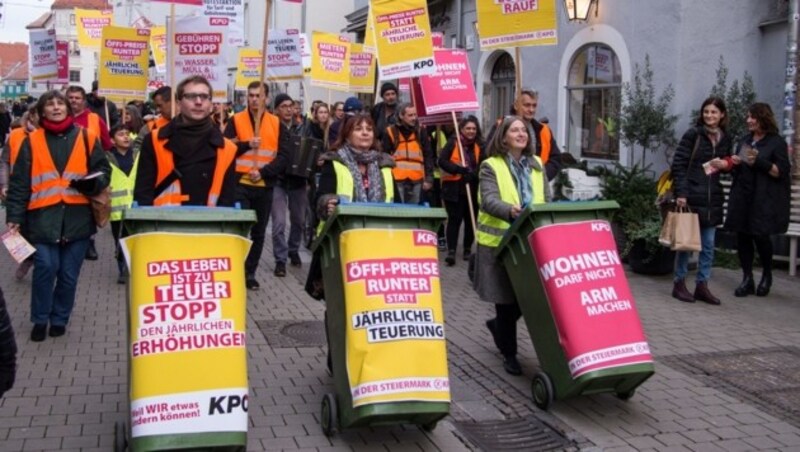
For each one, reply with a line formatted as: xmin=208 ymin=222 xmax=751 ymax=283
xmin=110 ymin=220 xmax=126 ymax=276
xmin=236 ymin=184 xmax=273 ymax=277
xmin=494 ymin=302 xmax=523 ymax=357
xmin=422 ymin=179 xmax=445 ymax=239
xmin=737 ymin=232 xmax=773 ymax=276
xmin=444 ymin=195 xmax=476 ymax=253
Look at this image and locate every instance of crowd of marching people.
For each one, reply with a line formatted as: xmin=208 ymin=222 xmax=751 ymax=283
xmin=0 ymin=73 xmax=791 ymax=399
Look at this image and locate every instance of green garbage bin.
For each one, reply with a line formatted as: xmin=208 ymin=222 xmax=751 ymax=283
xmin=496 ymin=201 xmax=654 ymax=410
xmin=116 ymin=206 xmax=256 ymax=452
xmin=312 ymin=203 xmax=450 ymax=436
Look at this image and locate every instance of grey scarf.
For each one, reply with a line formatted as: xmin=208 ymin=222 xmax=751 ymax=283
xmin=337 ymin=144 xmax=385 ymax=202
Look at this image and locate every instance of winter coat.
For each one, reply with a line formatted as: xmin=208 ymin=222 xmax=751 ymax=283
xmin=0 ymin=286 xmax=16 ymax=398
xmin=5 ymin=125 xmax=111 ymax=244
xmin=437 ymin=137 xmax=485 ymax=203
xmin=724 ymin=133 xmax=791 ymax=235
xmin=671 ymin=126 xmax=733 ymax=227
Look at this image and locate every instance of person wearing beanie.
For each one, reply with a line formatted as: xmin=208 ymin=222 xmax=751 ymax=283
xmin=223 ymin=81 xmax=290 ymax=289
xmin=271 ymin=93 xmax=310 ymax=276
xmin=328 ymin=96 xmax=363 ymax=146
xmin=371 ymin=82 xmax=398 ymax=141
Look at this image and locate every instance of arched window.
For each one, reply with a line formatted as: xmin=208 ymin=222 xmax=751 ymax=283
xmin=488 ymin=52 xmax=516 ymax=128
xmin=566 ymin=44 xmax=621 ymax=160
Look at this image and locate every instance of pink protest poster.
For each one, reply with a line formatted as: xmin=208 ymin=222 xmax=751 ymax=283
xmin=419 ymin=49 xmax=479 ymax=114
xmin=529 ymin=220 xmax=653 ymax=378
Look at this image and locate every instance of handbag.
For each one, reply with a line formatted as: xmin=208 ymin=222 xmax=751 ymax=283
xmin=658 ymin=209 xmax=677 ymax=247
xmin=82 ymin=129 xmax=112 ymax=228
xmin=670 ymin=206 xmax=701 ymax=252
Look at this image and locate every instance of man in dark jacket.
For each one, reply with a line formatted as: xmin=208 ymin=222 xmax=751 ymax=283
xmin=134 ymin=75 xmax=239 ymax=207
xmin=370 ymin=82 xmax=398 ymax=141
xmin=328 ymin=97 xmax=363 ymax=147
xmin=381 ymin=103 xmax=434 ymax=204
xmin=86 ymin=80 xmax=120 ymax=128
xmin=0 ymin=286 xmax=17 ymax=397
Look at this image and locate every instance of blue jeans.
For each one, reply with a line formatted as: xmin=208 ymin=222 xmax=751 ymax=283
xmin=31 ymin=239 xmax=90 ymax=326
xmin=272 ymin=184 xmax=308 ymax=264
xmin=674 ymin=226 xmax=716 ymax=283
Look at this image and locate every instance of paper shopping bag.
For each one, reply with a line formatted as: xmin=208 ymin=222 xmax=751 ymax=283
xmin=659 ymin=210 xmax=676 ymax=247
xmin=671 ymin=208 xmax=701 ymax=252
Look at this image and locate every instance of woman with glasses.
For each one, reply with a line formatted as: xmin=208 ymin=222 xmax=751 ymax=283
xmin=724 ymin=103 xmax=791 ymax=298
xmin=476 ymin=116 xmax=550 ymax=376
xmin=669 ymin=96 xmax=733 ymax=305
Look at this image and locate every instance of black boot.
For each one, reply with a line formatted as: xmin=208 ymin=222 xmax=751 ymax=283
xmin=694 ymin=282 xmax=721 ymax=305
xmin=734 ymin=274 xmax=755 ymax=297
xmin=672 ymin=279 xmax=695 ymax=303
xmin=756 ymin=272 xmax=772 ymax=297
xmin=84 ymin=239 xmax=98 ymax=261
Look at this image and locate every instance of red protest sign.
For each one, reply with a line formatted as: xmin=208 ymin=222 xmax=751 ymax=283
xmin=529 ymin=220 xmax=653 ymax=378
xmin=419 ymin=49 xmax=479 ymax=115
xmin=56 ymin=41 xmax=69 ymax=84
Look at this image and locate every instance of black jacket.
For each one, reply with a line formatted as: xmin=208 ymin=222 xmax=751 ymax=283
xmin=671 ymin=127 xmax=733 ymax=227
xmin=134 ymin=120 xmax=239 ymax=207
xmin=437 ymin=137 xmax=485 ymax=202
xmin=724 ymin=133 xmax=791 ymax=235
xmin=370 ymin=102 xmax=397 ymax=141
xmin=87 ymin=93 xmax=120 ymax=128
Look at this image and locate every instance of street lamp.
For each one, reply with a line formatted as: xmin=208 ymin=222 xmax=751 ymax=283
xmin=564 ymin=0 xmax=597 ymax=21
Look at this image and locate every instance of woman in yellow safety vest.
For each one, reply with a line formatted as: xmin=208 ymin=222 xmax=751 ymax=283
xmin=305 ymin=113 xmax=395 ymax=375
xmin=474 ymin=116 xmax=550 ymax=376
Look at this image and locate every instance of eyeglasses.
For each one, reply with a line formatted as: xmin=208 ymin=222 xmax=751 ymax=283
xmin=182 ymin=93 xmax=211 ymax=102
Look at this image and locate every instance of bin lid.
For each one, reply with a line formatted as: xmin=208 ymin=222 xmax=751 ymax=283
xmin=122 ymin=206 xmax=257 ymax=223
xmin=496 ymin=200 xmax=620 ymax=253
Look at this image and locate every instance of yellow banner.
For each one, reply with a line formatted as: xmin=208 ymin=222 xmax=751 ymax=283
xmin=235 ymin=48 xmax=261 ymax=90
xmin=364 ymin=8 xmax=377 ymax=55
xmin=476 ymin=0 xmax=558 ymax=49
xmin=340 ymin=229 xmax=450 ymax=407
xmin=76 ymin=8 xmax=113 ymax=47
xmin=121 ymin=232 xmax=252 ymax=439
xmin=150 ymin=26 xmax=167 ymax=74
xmin=98 ymin=26 xmax=150 ymax=105
xmin=370 ymin=0 xmax=435 ymax=79
xmin=349 ymin=43 xmax=377 ymax=94
xmin=310 ymin=32 xmax=351 ymax=91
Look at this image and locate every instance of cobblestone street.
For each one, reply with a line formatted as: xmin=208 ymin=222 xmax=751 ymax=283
xmin=1 ymin=223 xmax=800 ymax=451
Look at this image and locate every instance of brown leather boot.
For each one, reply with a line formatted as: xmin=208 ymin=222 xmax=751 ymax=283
xmin=694 ymin=281 xmax=721 ymax=305
xmin=672 ymin=279 xmax=695 ymax=303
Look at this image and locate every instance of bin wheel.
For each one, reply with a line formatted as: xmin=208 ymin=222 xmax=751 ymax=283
xmin=531 ymin=372 xmax=554 ymax=410
xmin=616 ymin=389 xmax=636 ymax=401
xmin=320 ymin=393 xmax=338 ymax=437
xmin=114 ymin=421 xmax=127 ymax=452
xmin=420 ymin=421 xmax=437 ymax=432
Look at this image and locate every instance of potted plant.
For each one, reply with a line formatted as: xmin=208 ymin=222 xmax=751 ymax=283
xmin=601 ymin=163 xmax=674 ymax=275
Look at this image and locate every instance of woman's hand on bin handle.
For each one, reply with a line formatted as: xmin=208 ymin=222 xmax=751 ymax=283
xmin=509 ymin=204 xmax=522 ymax=220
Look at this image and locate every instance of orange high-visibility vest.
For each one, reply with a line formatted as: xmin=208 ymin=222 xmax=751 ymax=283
xmin=151 ymin=133 xmax=237 ymax=207
xmin=7 ymin=128 xmax=28 ymax=174
xmin=84 ymin=111 xmax=102 ymax=138
xmin=147 ymin=116 xmax=170 ymax=131
xmin=27 ymin=128 xmax=97 ymax=210
xmin=386 ymin=126 xmax=425 ymax=182
xmin=232 ymin=110 xmax=279 ymax=174
xmin=441 ymin=141 xmax=481 ymax=182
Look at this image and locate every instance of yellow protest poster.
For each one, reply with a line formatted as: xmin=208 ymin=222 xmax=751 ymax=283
xmin=76 ymin=8 xmax=114 ymax=47
xmin=98 ymin=26 xmax=150 ymax=105
xmin=364 ymin=8 xmax=377 ymax=55
xmin=349 ymin=43 xmax=377 ymax=94
xmin=476 ymin=0 xmax=558 ymax=49
xmin=235 ymin=48 xmax=261 ymax=90
xmin=150 ymin=26 xmax=168 ymax=74
xmin=121 ymin=232 xmax=252 ymax=439
xmin=340 ymin=229 xmax=450 ymax=408
xmin=310 ymin=32 xmax=351 ymax=91
xmin=370 ymin=0 xmax=435 ymax=79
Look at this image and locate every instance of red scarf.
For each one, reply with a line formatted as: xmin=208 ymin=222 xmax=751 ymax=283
xmin=40 ymin=116 xmax=74 ymax=134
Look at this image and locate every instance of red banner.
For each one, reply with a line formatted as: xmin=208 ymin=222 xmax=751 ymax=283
xmin=410 ymin=77 xmax=460 ymax=127
xmin=419 ymin=49 xmax=479 ymax=114
xmin=529 ymin=220 xmax=653 ymax=378
xmin=56 ymin=40 xmax=69 ymax=84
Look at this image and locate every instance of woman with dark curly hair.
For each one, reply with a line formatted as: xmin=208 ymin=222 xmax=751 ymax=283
xmin=725 ymin=103 xmax=791 ymax=297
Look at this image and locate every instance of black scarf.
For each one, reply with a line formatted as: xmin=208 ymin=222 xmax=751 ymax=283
xmin=171 ymin=115 xmax=214 ymax=159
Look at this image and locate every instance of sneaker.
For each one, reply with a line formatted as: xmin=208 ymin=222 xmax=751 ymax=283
xmin=274 ymin=262 xmax=286 ymax=277
xmin=15 ymin=259 xmax=33 ymax=280
xmin=85 ymin=240 xmax=98 ymax=261
xmin=437 ymin=237 xmax=447 ymax=251
xmin=503 ymin=355 xmax=523 ymax=376
xmin=289 ymin=252 xmax=302 ymax=267
xmin=246 ymin=278 xmax=260 ymax=290
xmin=31 ymin=324 xmax=47 ymax=342
xmin=49 ymin=325 xmax=66 ymax=337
